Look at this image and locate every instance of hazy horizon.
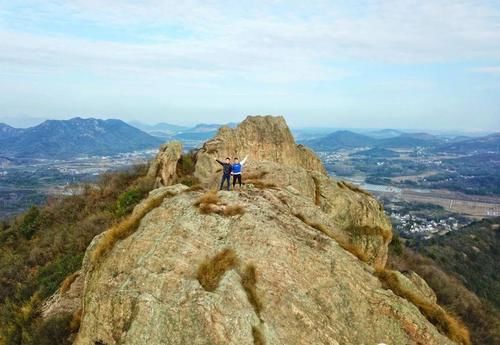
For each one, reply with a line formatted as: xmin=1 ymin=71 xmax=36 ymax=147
xmin=1 ymin=1 xmax=500 ymax=131
xmin=0 ymin=114 xmax=497 ymax=136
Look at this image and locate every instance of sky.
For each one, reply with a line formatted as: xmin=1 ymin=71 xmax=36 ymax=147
xmin=0 ymin=0 xmax=500 ymax=131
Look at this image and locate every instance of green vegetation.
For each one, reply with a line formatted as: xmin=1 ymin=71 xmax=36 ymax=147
xmin=376 ymin=268 xmax=470 ymax=345
xmin=0 ymin=165 xmax=154 ymax=344
xmin=115 ymin=189 xmax=143 ymax=217
xmin=389 ymin=224 xmax=500 ymax=345
xmin=409 ymin=217 xmax=500 ymax=309
xmin=19 ymin=205 xmax=40 ymax=239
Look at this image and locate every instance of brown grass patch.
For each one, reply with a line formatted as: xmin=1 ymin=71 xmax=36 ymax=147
xmin=60 ymin=272 xmax=79 ymax=294
xmin=241 ymin=265 xmax=262 ymax=317
xmin=311 ymin=175 xmax=322 ymax=206
xmin=376 ymin=269 xmax=471 ymax=345
xmin=294 ymin=213 xmax=370 ymax=262
xmin=223 ymin=204 xmax=246 ymax=217
xmin=349 ymin=224 xmax=393 ymax=242
xmin=91 ymin=191 xmax=170 ymax=264
xmin=69 ymin=308 xmax=82 ymax=331
xmin=197 ymin=249 xmax=239 ymax=291
xmin=294 ymin=213 xmax=331 ymax=237
xmin=185 ymin=184 xmax=205 ymax=192
xmin=194 ymin=190 xmax=245 ymax=216
xmin=252 ymin=326 xmax=266 ymax=345
xmin=337 ymin=180 xmax=372 ymax=197
xmin=194 ymin=190 xmax=219 ymax=207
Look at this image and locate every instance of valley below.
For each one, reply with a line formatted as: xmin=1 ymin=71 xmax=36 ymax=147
xmin=0 ymin=150 xmax=156 ymax=218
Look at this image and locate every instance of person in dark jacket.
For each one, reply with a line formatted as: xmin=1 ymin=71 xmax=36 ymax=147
xmin=216 ymin=157 xmax=232 ymax=190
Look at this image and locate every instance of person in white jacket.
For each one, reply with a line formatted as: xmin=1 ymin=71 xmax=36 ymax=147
xmin=231 ymin=155 xmax=248 ymax=189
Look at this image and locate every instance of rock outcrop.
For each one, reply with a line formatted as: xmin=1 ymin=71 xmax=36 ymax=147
xmin=41 ymin=271 xmax=83 ymax=319
xmin=191 ymin=115 xmax=391 ymax=269
xmin=194 ymin=115 xmax=326 ymax=182
xmin=147 ymin=141 xmax=183 ymax=187
xmin=69 ymin=115 xmax=462 ymax=345
xmin=74 ymin=185 xmax=456 ymax=345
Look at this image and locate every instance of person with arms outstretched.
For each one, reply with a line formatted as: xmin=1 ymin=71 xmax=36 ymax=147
xmin=216 ymin=157 xmax=232 ymax=190
xmin=231 ymin=155 xmax=248 ymax=190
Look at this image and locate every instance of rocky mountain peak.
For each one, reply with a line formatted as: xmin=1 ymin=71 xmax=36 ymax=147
xmin=194 ymin=115 xmax=326 ymax=181
xmin=63 ymin=115 xmax=468 ymax=345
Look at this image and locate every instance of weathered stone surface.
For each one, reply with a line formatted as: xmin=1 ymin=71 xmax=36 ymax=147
xmin=216 ymin=160 xmax=391 ymax=269
xmin=147 ymin=141 xmax=183 ymax=187
xmin=41 ymin=271 xmax=83 ymax=319
xmin=74 ymin=185 xmax=455 ymax=345
xmin=402 ymin=270 xmax=438 ymax=304
xmin=194 ymin=115 xmax=326 ymax=182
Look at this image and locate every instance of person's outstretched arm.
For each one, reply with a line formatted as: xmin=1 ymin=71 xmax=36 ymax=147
xmin=241 ymin=154 xmax=249 ymax=165
xmin=215 ymin=158 xmax=224 ymax=165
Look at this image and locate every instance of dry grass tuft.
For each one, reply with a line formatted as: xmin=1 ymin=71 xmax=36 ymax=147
xmin=348 ymin=224 xmax=393 ymax=242
xmin=199 ymin=202 xmax=217 ymax=214
xmin=337 ymin=180 xmax=372 ymax=197
xmin=69 ymin=308 xmax=82 ymax=331
xmin=252 ymin=326 xmax=266 ymax=345
xmin=197 ymin=248 xmax=239 ymax=291
xmin=185 ymin=184 xmax=205 ymax=192
xmin=194 ymin=190 xmax=245 ymax=216
xmin=91 ymin=191 xmax=169 ymax=264
xmin=294 ymin=213 xmax=370 ymax=262
xmin=294 ymin=213 xmax=331 ymax=237
xmin=194 ymin=190 xmax=219 ymax=207
xmin=60 ymin=272 xmax=79 ymax=294
xmin=223 ymin=204 xmax=246 ymax=217
xmin=241 ymin=265 xmax=262 ymax=317
xmin=311 ymin=175 xmax=322 ymax=206
xmin=338 ymin=241 xmax=370 ymax=262
xmin=376 ymin=269 xmax=471 ymax=345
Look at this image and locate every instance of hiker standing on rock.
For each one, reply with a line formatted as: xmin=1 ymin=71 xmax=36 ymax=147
xmin=215 ymin=157 xmax=232 ymax=190
xmin=231 ymin=155 xmax=248 ymax=190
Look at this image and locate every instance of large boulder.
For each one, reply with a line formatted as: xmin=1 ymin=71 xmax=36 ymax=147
xmin=147 ymin=141 xmax=183 ymax=187
xmin=74 ymin=185 xmax=456 ymax=345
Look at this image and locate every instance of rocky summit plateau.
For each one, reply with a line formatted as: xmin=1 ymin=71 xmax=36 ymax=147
xmin=45 ymin=116 xmax=468 ymax=345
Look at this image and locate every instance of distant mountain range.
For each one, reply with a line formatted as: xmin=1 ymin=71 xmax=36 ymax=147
xmin=0 ymin=118 xmax=163 ymax=159
xmin=434 ymin=133 xmax=500 ymax=154
xmin=129 ymin=121 xmax=238 ymax=141
xmin=302 ymin=130 xmax=500 ymax=152
xmin=303 ymin=130 xmax=377 ymax=150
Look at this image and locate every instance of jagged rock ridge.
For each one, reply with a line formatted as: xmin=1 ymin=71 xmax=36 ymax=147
xmin=67 ymin=115 xmax=461 ymax=345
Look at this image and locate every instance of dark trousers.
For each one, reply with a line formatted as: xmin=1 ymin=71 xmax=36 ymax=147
xmin=232 ymin=174 xmax=242 ymax=187
xmin=220 ymin=174 xmax=231 ymax=190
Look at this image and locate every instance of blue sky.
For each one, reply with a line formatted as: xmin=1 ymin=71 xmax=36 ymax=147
xmin=0 ymin=0 xmax=499 ymax=131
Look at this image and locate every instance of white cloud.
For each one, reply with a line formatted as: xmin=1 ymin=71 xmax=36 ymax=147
xmin=1 ymin=0 xmax=500 ymax=86
xmin=0 ymin=0 xmax=500 ymax=130
xmin=470 ymin=66 xmax=500 ymax=75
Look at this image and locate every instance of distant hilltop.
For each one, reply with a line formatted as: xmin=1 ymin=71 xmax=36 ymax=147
xmin=0 ymin=117 xmax=163 ymax=159
xmin=302 ymin=129 xmax=500 ymax=152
